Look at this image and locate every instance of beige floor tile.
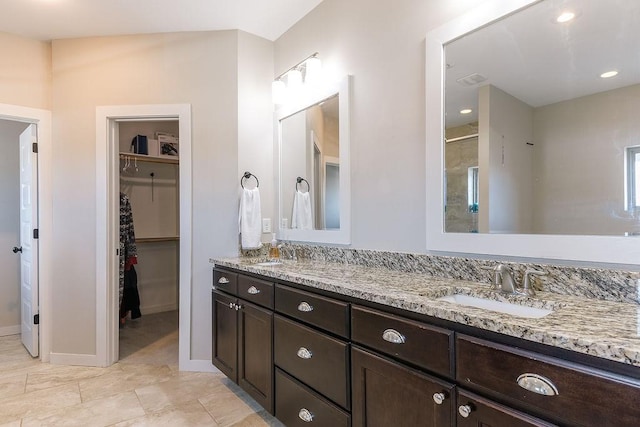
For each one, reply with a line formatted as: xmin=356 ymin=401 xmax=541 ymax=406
xmin=228 ymin=411 xmax=283 ymax=427
xmin=21 ymin=390 xmax=145 ymax=427
xmin=0 ymin=420 xmax=21 ymax=427
xmin=110 ymin=400 xmax=216 ymax=427
xmin=135 ymin=372 xmax=227 ymax=413
xmin=199 ymin=387 xmax=260 ymax=426
xmin=0 ymin=372 xmax=27 ymax=399
xmin=26 ymin=364 xmax=116 ymax=393
xmin=79 ymin=363 xmax=173 ymax=402
xmin=0 ymin=383 xmax=81 ymax=424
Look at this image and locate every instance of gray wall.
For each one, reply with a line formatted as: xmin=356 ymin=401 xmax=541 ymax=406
xmin=274 ymin=0 xmax=486 ymax=252
xmin=0 ymin=120 xmax=29 ymax=333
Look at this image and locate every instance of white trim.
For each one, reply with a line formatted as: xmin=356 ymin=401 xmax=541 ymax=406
xmin=276 ymin=75 xmax=352 ymax=245
xmin=49 ymin=352 xmax=98 ymax=367
xmin=0 ymin=325 xmax=20 ymax=337
xmin=425 ymin=0 xmax=640 ymax=265
xmin=181 ymin=359 xmax=220 ymax=373
xmin=96 ymin=104 xmax=192 ymax=369
xmin=0 ymin=103 xmax=52 ymax=363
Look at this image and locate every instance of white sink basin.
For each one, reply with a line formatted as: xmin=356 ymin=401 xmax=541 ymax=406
xmin=437 ymin=294 xmax=553 ymax=319
xmin=254 ymin=261 xmax=283 ymax=266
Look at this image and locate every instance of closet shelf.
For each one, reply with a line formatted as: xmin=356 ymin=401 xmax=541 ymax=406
xmin=119 ymin=152 xmax=178 ymax=165
xmin=137 ymin=236 xmax=180 ymax=243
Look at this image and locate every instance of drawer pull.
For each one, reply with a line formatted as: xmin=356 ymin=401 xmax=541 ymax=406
xmin=296 ymin=347 xmax=313 ymax=359
xmin=382 ymin=328 xmax=406 ymax=344
xmin=298 ymin=408 xmax=314 ymax=423
xmin=516 ymin=373 xmax=559 ymax=396
xmin=458 ymin=404 xmax=473 ymax=418
xmin=432 ymin=392 xmax=447 ymax=405
xmin=297 ymin=301 xmax=314 ymax=312
xmin=247 ymin=286 xmax=260 ymax=295
xmin=218 ymin=277 xmax=230 ymax=284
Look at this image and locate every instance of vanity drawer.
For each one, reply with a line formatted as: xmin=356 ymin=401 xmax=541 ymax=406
xmin=274 ymin=315 xmax=350 ymax=409
xmin=456 ymin=334 xmax=640 ymax=427
xmin=275 ymin=368 xmax=350 ymax=427
xmin=238 ymin=275 xmax=274 ymax=309
xmin=351 ymin=305 xmax=454 ymax=378
xmin=213 ymin=269 xmax=238 ymax=295
xmin=275 ymin=284 xmax=349 ymax=338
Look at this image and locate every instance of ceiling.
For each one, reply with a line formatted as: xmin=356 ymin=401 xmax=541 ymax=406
xmin=445 ymin=0 xmax=640 ymax=128
xmin=0 ymin=0 xmax=324 ymax=42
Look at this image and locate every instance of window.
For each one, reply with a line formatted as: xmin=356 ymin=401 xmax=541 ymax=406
xmin=626 ymin=146 xmax=640 ymax=210
xmin=468 ymin=166 xmax=479 ymax=213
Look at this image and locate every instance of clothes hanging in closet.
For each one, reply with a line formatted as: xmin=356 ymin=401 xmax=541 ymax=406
xmin=119 ymin=192 xmax=139 ymax=313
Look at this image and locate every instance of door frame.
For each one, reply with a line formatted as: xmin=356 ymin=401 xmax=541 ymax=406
xmin=0 ymin=103 xmax=52 ymax=362
xmin=95 ymin=104 xmax=192 ymax=368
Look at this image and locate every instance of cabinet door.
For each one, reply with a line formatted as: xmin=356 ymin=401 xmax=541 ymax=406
xmin=351 ymin=346 xmax=454 ymax=427
xmin=456 ymin=390 xmax=556 ymax=427
xmin=238 ymin=301 xmax=274 ymax=414
xmin=212 ymin=291 xmax=238 ymax=382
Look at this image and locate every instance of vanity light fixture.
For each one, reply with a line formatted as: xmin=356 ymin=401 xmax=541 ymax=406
xmin=556 ymin=11 xmax=576 ymax=23
xmin=460 ymin=108 xmax=473 ymax=114
xmin=600 ymin=70 xmax=619 ymax=79
xmin=272 ymin=52 xmax=322 ymax=105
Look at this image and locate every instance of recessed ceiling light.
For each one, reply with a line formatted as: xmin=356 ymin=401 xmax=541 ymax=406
xmin=600 ymin=70 xmax=619 ymax=79
xmin=460 ymin=109 xmax=473 ymax=115
xmin=556 ymin=11 xmax=575 ymax=23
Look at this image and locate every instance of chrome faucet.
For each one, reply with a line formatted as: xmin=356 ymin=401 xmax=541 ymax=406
xmin=483 ymin=264 xmax=546 ymax=296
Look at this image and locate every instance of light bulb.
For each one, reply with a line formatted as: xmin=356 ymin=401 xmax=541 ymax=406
xmin=287 ymin=69 xmax=303 ymax=90
xmin=305 ymin=57 xmax=322 ymax=85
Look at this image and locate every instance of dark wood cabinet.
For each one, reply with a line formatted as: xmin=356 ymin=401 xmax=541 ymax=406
xmin=212 ymin=290 xmax=238 ymax=381
xmin=351 ymin=346 xmax=454 ymax=427
xmin=238 ymin=301 xmax=273 ymax=412
xmin=212 ymin=273 xmax=275 ymax=414
xmin=456 ymin=389 xmax=556 ymax=427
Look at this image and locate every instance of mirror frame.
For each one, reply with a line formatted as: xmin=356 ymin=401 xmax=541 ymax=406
xmin=276 ymin=75 xmax=351 ymax=244
xmin=425 ymin=0 xmax=640 ymax=265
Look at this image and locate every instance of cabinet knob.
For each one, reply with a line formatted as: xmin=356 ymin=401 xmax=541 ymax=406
xmin=218 ymin=276 xmax=230 ymax=284
xmin=228 ymin=302 xmax=234 ymax=309
xmin=297 ymin=301 xmax=314 ymax=312
xmin=298 ymin=408 xmax=314 ymax=423
xmin=296 ymin=347 xmax=313 ymax=359
xmin=516 ymin=373 xmax=559 ymax=396
xmin=458 ymin=404 xmax=473 ymax=418
xmin=235 ymin=304 xmax=242 ymax=311
xmin=247 ymin=286 xmax=260 ymax=295
xmin=432 ymin=392 xmax=446 ymax=405
xmin=382 ymin=328 xmax=406 ymax=344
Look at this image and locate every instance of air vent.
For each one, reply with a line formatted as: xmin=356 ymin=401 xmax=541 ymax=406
xmin=456 ymin=73 xmax=487 ymax=86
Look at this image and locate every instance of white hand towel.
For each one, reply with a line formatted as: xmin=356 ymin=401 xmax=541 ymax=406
xmin=291 ymin=190 xmax=313 ymax=230
xmin=239 ymin=187 xmax=262 ymax=249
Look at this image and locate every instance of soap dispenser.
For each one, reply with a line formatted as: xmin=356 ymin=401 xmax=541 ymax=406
xmin=268 ymin=233 xmax=280 ymax=261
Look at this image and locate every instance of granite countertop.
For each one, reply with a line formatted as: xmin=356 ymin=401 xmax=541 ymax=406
xmin=211 ymin=257 xmax=640 ymax=368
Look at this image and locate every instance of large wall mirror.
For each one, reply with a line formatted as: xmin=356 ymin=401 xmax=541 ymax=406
xmin=426 ymin=0 xmax=640 ymax=265
xmin=277 ymin=75 xmax=351 ymax=244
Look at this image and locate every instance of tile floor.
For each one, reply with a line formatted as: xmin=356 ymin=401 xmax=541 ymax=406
xmin=0 ymin=311 xmax=284 ymax=426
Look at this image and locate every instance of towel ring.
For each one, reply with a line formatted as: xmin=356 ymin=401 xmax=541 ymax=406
xmin=296 ymin=177 xmax=310 ymax=193
xmin=240 ymin=171 xmax=259 ymax=189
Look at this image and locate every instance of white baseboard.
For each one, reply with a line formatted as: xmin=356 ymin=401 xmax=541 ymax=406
xmin=0 ymin=325 xmax=20 ymax=336
xmin=141 ymin=303 xmax=178 ymax=315
xmin=49 ymin=352 xmax=98 ymax=367
xmin=179 ymin=358 xmax=220 ymax=373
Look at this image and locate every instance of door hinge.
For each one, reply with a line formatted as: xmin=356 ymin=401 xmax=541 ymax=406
xmin=33 ymin=229 xmax=39 ymax=239
xmin=34 ymin=314 xmax=39 ymax=325
xmin=32 ymin=142 xmax=38 ymax=153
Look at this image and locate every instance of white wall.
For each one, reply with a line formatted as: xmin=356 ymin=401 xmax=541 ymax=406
xmin=478 ymin=85 xmax=533 ymax=234
xmin=0 ymin=120 xmax=29 ymax=334
xmin=274 ymin=0 xmax=486 ymax=251
xmin=533 ymin=84 xmax=640 ymax=235
xmin=51 ymin=31 xmax=242 ymax=360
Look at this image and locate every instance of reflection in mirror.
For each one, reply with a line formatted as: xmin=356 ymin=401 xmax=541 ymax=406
xmin=280 ymin=95 xmax=339 ymax=230
xmin=276 ymin=75 xmax=350 ymax=245
xmin=444 ymin=0 xmax=640 ymax=236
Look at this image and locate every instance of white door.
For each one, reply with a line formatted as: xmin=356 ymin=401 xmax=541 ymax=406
xmin=19 ymin=124 xmax=38 ymax=357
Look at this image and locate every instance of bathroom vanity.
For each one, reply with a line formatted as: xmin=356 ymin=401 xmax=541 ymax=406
xmin=212 ymin=258 xmax=640 ymax=426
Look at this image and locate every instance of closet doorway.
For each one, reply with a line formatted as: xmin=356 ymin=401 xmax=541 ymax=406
xmin=96 ymin=104 xmax=192 ymax=368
